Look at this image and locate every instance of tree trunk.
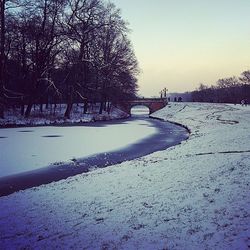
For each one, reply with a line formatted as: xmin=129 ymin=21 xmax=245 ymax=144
xmin=53 ymin=103 xmax=57 ymax=115
xmin=99 ymin=102 xmax=103 ymax=114
xmin=107 ymin=102 xmax=111 ymax=114
xmin=64 ymin=102 xmax=72 ymax=119
xmin=103 ymin=101 xmax=107 ymax=111
xmin=0 ymin=89 xmax=4 ymax=118
xmin=64 ymin=88 xmax=73 ymax=118
xmin=0 ymin=0 xmax=6 ymax=118
xmin=40 ymin=103 xmax=43 ymax=113
xmin=21 ymin=103 xmax=25 ymax=116
xmin=83 ymin=100 xmax=88 ymax=114
xmin=25 ymin=101 xmax=33 ymax=118
xmin=65 ymin=83 xmax=74 ymax=118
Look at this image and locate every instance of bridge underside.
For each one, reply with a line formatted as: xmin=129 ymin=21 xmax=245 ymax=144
xmin=114 ymin=98 xmax=168 ymax=115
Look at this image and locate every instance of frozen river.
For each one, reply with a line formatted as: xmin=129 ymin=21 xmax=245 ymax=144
xmin=0 ymin=106 xmax=189 ymax=196
xmin=0 ymin=120 xmax=156 ymax=178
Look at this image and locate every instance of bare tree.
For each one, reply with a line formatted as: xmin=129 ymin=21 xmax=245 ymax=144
xmin=0 ymin=0 xmax=30 ymax=118
xmin=239 ymin=70 xmax=250 ymax=85
xmin=90 ymin=2 xmax=138 ymax=114
xmin=19 ymin=0 xmax=66 ymax=117
xmin=63 ymin=0 xmax=104 ymax=118
xmin=1 ymin=0 xmax=139 ymax=118
xmin=0 ymin=0 xmax=7 ymax=118
xmin=217 ymin=76 xmax=240 ymax=89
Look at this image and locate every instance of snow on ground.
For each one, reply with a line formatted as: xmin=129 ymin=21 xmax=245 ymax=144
xmin=0 ymin=104 xmax=128 ymax=127
xmin=0 ymin=103 xmax=249 ymax=250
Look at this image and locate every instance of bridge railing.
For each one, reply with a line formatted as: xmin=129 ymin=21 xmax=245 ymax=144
xmin=117 ymin=97 xmax=168 ymax=103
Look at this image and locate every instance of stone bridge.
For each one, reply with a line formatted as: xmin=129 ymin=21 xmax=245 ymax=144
xmin=113 ymin=98 xmax=168 ymax=115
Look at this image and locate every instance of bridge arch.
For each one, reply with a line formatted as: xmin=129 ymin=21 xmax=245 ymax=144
xmin=113 ymin=98 xmax=168 ymax=115
xmin=130 ymin=105 xmax=151 ymax=115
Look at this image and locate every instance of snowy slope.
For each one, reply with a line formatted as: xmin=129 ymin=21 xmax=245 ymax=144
xmin=0 ymin=103 xmax=249 ymax=250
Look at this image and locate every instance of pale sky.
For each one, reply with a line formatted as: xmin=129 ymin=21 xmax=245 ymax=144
xmin=112 ymin=0 xmax=250 ymax=96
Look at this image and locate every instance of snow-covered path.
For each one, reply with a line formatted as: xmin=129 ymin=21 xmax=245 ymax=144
xmin=0 ymin=103 xmax=249 ymax=250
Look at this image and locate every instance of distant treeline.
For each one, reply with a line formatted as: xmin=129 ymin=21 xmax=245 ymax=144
xmin=0 ymin=0 xmax=139 ymax=118
xmin=192 ymin=71 xmax=250 ymax=104
xmin=168 ymin=70 xmax=250 ymax=104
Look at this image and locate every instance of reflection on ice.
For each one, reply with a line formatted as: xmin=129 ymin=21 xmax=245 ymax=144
xmin=131 ymin=105 xmax=149 ymax=116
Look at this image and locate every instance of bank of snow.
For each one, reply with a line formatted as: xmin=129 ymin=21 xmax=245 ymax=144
xmin=0 ymin=104 xmax=128 ymax=127
xmin=0 ymin=103 xmax=249 ymax=250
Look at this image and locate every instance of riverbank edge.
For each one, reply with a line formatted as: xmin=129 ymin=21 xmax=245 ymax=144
xmin=0 ymin=114 xmax=130 ymax=129
xmin=0 ymin=115 xmax=129 ymax=129
xmin=149 ymin=114 xmax=192 ymax=134
xmin=0 ymin=106 xmax=130 ymax=129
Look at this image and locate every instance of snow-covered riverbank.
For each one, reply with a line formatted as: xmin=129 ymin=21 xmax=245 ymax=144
xmin=0 ymin=103 xmax=249 ymax=250
xmin=0 ymin=104 xmax=128 ymax=127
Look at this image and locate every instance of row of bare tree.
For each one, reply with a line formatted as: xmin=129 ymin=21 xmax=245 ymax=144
xmin=192 ymin=70 xmax=250 ymax=104
xmin=0 ymin=0 xmax=139 ymax=118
